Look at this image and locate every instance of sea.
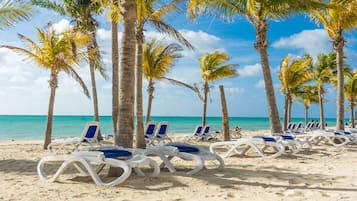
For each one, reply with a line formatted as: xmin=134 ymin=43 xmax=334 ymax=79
xmin=0 ymin=115 xmax=346 ymax=140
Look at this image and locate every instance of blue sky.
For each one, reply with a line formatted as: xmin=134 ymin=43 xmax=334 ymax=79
xmin=0 ymin=6 xmax=356 ymax=118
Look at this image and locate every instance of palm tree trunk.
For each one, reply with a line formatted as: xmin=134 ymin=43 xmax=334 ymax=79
xmin=116 ymin=0 xmax=137 ymax=147
xmin=202 ymin=81 xmax=209 ymax=126
xmin=44 ymin=71 xmax=58 ymax=149
xmin=283 ymin=95 xmax=288 ymax=131
xmin=219 ymin=85 xmax=230 ymax=141
xmin=135 ymin=29 xmax=145 ymax=148
xmin=112 ymin=0 xmax=119 ymax=136
xmin=287 ymin=96 xmax=292 ymax=124
xmin=350 ymin=101 xmax=355 ymax=128
xmin=254 ymin=21 xmax=282 ymax=133
xmin=146 ymin=79 xmax=154 ymax=124
xmin=305 ymin=105 xmax=309 ymax=125
xmin=334 ymin=36 xmax=345 ymax=130
xmin=318 ymin=85 xmax=325 ymax=129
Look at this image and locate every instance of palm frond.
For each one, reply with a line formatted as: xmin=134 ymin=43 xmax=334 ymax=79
xmin=162 ymin=77 xmax=204 ymax=101
xmin=0 ymin=0 xmax=32 ymax=29
xmin=66 ymin=68 xmax=91 ymax=98
xmin=30 ymin=0 xmax=65 ymax=15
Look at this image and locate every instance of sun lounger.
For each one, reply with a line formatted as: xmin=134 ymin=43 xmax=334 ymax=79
xmin=305 ymin=130 xmax=350 ymax=147
xmin=150 ymin=121 xmax=172 ymax=145
xmin=210 ymin=136 xmax=285 ymax=159
xmin=37 ymin=148 xmax=160 ymax=186
xmin=144 ymin=121 xmax=157 ymax=145
xmin=47 ymin=121 xmax=100 ymax=154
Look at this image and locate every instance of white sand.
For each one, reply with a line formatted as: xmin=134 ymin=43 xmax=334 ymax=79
xmin=1 ymin=131 xmax=357 ymax=201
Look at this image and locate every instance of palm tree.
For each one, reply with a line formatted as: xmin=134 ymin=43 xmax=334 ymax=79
xmin=1 ymin=25 xmax=90 ymax=149
xmin=310 ymin=0 xmax=357 ymax=130
xmin=198 ymin=51 xmax=237 ymax=126
xmin=344 ymin=69 xmax=357 ymax=128
xmin=187 ymin=0 xmax=324 ymax=133
xmin=0 ymin=0 xmax=32 ymax=29
xmin=313 ymin=53 xmax=336 ymax=129
xmin=31 ymin=0 xmax=106 ymax=139
xmin=135 ymin=0 xmax=193 ymax=148
xmin=295 ymin=85 xmax=319 ymax=125
xmin=278 ymin=55 xmax=312 ymax=130
xmin=143 ymin=39 xmax=183 ymax=124
xmin=116 ymin=0 xmax=137 ymax=147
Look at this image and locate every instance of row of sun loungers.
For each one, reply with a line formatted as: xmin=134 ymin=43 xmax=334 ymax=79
xmin=39 ymin=121 xmax=357 ymax=186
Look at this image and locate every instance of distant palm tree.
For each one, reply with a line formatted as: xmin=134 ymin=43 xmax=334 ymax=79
xmin=1 ymin=25 xmax=90 ymax=149
xmin=0 ymin=0 xmax=32 ymax=29
xmin=313 ymin=53 xmax=336 ymax=129
xmin=310 ymin=0 xmax=357 ymax=130
xmin=135 ymin=0 xmax=193 ymax=148
xmin=198 ymin=51 xmax=238 ymax=126
xmin=295 ymin=85 xmax=319 ymax=125
xmin=278 ymin=55 xmax=312 ymax=130
xmin=344 ymin=69 xmax=357 ymax=128
xmin=187 ymin=0 xmax=324 ymax=133
xmin=31 ymin=0 xmax=106 ymax=139
xmin=143 ymin=39 xmax=183 ymax=123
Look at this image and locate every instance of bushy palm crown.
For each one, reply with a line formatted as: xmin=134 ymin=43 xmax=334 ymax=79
xmin=0 ymin=0 xmax=32 ymax=29
xmin=344 ymin=69 xmax=357 ymax=102
xmin=295 ymin=85 xmax=319 ymax=108
xmin=199 ymin=51 xmax=238 ymax=82
xmin=314 ymin=53 xmax=336 ymax=87
xmin=143 ymin=39 xmax=183 ymax=80
xmin=1 ymin=26 xmax=90 ymax=97
xmin=279 ymin=55 xmax=313 ymax=95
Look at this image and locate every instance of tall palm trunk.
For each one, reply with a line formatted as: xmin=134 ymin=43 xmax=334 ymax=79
xmin=287 ymin=97 xmax=292 ymax=124
xmin=44 ymin=71 xmax=58 ymax=149
xmin=283 ymin=95 xmax=289 ymax=131
xmin=254 ymin=21 xmax=282 ymax=133
xmin=219 ymin=85 xmax=230 ymax=141
xmin=202 ymin=81 xmax=209 ymax=126
xmin=350 ymin=100 xmax=355 ymax=128
xmin=112 ymin=0 xmax=119 ymax=136
xmin=318 ymin=85 xmax=325 ymax=129
xmin=146 ymin=79 xmax=154 ymax=124
xmin=334 ymin=36 xmax=345 ymax=130
xmin=116 ymin=0 xmax=137 ymax=147
xmin=135 ymin=29 xmax=145 ymax=148
xmin=305 ymin=105 xmax=309 ymax=125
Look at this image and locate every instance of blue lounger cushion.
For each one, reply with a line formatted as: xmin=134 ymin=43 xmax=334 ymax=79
xmin=95 ymin=149 xmax=132 ymax=158
xmin=169 ymin=144 xmax=199 ymax=153
xmin=253 ymin=135 xmax=277 ymax=142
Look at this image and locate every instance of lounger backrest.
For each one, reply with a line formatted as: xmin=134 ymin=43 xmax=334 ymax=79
xmin=203 ymin=125 xmax=210 ymax=135
xmin=305 ymin=122 xmax=311 ymax=129
xmin=290 ymin=123 xmax=297 ymax=130
xmin=287 ymin=122 xmax=293 ymax=130
xmin=145 ymin=121 xmax=156 ymax=138
xmin=314 ymin=122 xmax=320 ymax=129
xmin=193 ymin=125 xmax=203 ymax=136
xmin=81 ymin=122 xmax=100 ymax=143
xmin=296 ymin=122 xmax=303 ymax=130
xmin=156 ymin=122 xmax=169 ymax=137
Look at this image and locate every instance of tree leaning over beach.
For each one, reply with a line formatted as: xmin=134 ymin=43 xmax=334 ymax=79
xmin=143 ymin=39 xmax=183 ymax=125
xmin=310 ymin=0 xmax=357 ymax=130
xmin=1 ymin=25 xmax=90 ymax=149
xmin=198 ymin=51 xmax=237 ymax=126
xmin=0 ymin=0 xmax=32 ymax=29
xmin=187 ymin=0 xmax=324 ymax=133
xmin=31 ymin=0 xmax=106 ymax=139
xmin=279 ymin=55 xmax=312 ymax=130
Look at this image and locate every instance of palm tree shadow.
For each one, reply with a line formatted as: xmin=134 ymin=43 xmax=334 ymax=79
xmin=0 ymin=159 xmax=38 ymax=175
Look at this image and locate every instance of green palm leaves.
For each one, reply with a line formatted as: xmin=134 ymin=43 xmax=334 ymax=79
xmin=0 ymin=0 xmax=32 ymax=29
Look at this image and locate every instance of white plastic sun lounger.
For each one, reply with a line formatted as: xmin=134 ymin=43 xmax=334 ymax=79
xmin=306 ymin=130 xmax=351 ymax=147
xmin=37 ymin=149 xmax=160 ymax=186
xmin=210 ymin=136 xmax=285 ymax=159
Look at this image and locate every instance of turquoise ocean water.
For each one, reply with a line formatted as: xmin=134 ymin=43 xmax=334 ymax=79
xmin=0 ymin=115 xmax=345 ymax=140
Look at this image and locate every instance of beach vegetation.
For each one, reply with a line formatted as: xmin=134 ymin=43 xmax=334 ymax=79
xmin=343 ymin=69 xmax=357 ymax=128
xmin=0 ymin=0 xmax=32 ymax=29
xmin=1 ymin=25 xmax=91 ymax=149
xmin=310 ymin=0 xmax=357 ymax=130
xmin=295 ymin=85 xmax=320 ymax=125
xmin=279 ymin=55 xmax=313 ymax=130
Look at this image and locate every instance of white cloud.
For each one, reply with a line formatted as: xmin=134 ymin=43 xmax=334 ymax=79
xmin=97 ymin=28 xmax=112 ymax=41
xmin=255 ymin=80 xmax=265 ymax=88
xmin=238 ymin=63 xmax=261 ymax=77
xmin=52 ymin=19 xmax=71 ymax=33
xmin=272 ymin=29 xmax=331 ymax=57
xmin=225 ymin=87 xmax=245 ymax=94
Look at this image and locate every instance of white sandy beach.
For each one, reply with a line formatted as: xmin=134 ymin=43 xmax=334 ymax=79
xmin=1 ymin=131 xmax=357 ymax=201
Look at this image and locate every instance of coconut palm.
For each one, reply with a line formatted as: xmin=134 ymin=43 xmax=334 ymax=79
xmin=116 ymin=0 xmax=137 ymax=147
xmin=199 ymin=51 xmax=238 ymax=126
xmin=143 ymin=39 xmax=183 ymax=124
xmin=135 ymin=0 xmax=194 ymax=148
xmin=310 ymin=0 xmax=357 ymax=130
xmin=31 ymin=0 xmax=106 ymax=139
xmin=0 ymin=0 xmax=32 ymax=29
xmin=344 ymin=69 xmax=357 ymax=128
xmin=1 ymin=25 xmax=90 ymax=149
xmin=295 ymin=85 xmax=319 ymax=125
xmin=312 ymin=53 xmax=336 ymax=129
xmin=278 ymin=55 xmax=312 ymax=130
xmin=187 ymin=0 xmax=324 ymax=133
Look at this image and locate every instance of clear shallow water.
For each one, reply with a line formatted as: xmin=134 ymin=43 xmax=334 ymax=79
xmin=0 ymin=115 xmax=344 ymax=140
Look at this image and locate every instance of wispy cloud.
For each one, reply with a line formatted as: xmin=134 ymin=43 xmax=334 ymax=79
xmin=238 ymin=63 xmax=262 ymax=77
